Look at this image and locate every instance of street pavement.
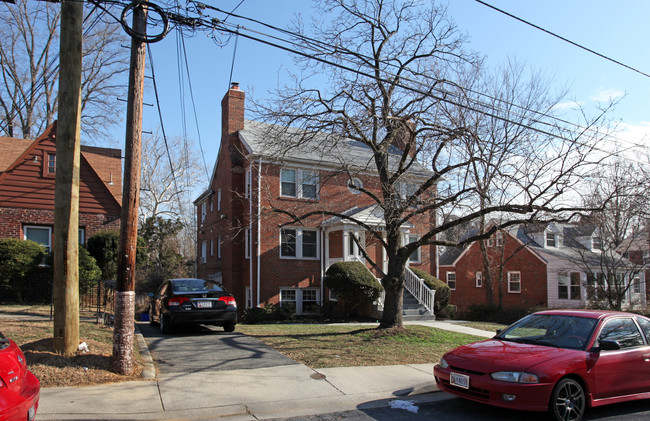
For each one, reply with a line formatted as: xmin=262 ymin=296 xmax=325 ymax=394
xmin=36 ymin=320 xmax=494 ymax=420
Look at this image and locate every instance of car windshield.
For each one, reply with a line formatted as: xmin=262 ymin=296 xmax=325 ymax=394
xmin=171 ymin=279 xmax=224 ymax=293
xmin=497 ymin=314 xmax=598 ymax=350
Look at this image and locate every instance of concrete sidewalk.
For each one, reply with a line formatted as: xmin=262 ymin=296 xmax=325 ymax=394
xmin=36 ymin=321 xmax=494 ymax=420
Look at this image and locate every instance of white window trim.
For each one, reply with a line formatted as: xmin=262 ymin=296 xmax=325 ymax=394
xmin=201 ymin=202 xmax=207 ymax=224
xmin=546 ymin=232 xmax=557 ymax=248
xmin=446 ymin=272 xmax=456 ymax=290
xmin=201 ymin=241 xmax=207 ymax=263
xmin=507 ymin=271 xmax=521 ymax=293
xmin=280 ymin=168 xmax=319 ymax=200
xmin=280 ymin=287 xmax=320 ymax=315
xmin=475 ymin=271 xmax=482 ymax=288
xmin=495 ymin=232 xmax=503 ymax=247
xmin=280 ymin=227 xmax=319 ymax=260
xmin=23 ymin=225 xmax=52 ymax=252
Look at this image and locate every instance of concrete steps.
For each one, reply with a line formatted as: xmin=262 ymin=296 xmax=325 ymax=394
xmin=402 ymin=289 xmax=435 ymax=321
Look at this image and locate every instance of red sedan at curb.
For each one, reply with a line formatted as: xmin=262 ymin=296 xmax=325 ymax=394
xmin=434 ymin=310 xmax=650 ymax=421
xmin=0 ymin=332 xmax=39 ymax=421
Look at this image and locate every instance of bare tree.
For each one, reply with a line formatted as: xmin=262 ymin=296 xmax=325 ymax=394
xmin=255 ymin=0 xmax=611 ymax=328
xmin=139 ymin=131 xmax=202 ymax=258
xmin=0 ymin=0 xmax=128 ymax=141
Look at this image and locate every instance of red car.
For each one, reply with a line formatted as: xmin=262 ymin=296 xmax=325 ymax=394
xmin=434 ymin=309 xmax=650 ymax=421
xmin=0 ymin=331 xmax=39 ymax=421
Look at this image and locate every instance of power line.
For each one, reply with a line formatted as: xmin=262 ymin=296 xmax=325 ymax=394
xmin=473 ymin=0 xmax=650 ymax=79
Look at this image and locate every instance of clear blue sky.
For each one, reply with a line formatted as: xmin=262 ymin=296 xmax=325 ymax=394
xmin=134 ymin=0 xmax=650 ymax=189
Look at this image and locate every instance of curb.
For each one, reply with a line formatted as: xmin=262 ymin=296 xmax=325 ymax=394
xmin=134 ymin=323 xmax=156 ymax=380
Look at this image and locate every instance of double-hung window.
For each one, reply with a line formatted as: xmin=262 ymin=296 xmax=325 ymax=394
xmin=280 ymin=228 xmax=318 ymax=259
xmin=280 ymin=288 xmax=320 ymax=314
xmin=559 ymin=272 xmax=581 ymax=300
xmin=508 ymin=272 xmax=521 ymax=293
xmin=446 ymin=272 xmax=456 ymax=290
xmin=475 ymin=271 xmax=482 ymax=288
xmin=280 ymin=168 xmax=318 ymax=200
xmin=546 ymin=233 xmax=557 ymax=248
xmin=408 ymin=234 xmax=420 ymax=263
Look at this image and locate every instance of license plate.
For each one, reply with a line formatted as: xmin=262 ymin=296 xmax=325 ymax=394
xmin=450 ymin=372 xmax=470 ymax=389
xmin=196 ymin=301 xmax=212 ymax=308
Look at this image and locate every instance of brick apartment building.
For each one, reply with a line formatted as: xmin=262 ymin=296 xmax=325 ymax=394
xmin=194 ymin=84 xmax=436 ymax=315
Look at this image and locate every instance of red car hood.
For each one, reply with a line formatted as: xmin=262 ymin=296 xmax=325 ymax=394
xmin=444 ymin=339 xmax=582 ymax=373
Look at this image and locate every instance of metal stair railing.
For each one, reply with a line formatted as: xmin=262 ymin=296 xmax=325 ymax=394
xmin=404 ymin=267 xmax=435 ymax=315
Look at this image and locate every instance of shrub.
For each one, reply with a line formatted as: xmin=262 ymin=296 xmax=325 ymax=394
xmin=325 ymin=261 xmax=383 ymax=319
xmin=409 ymin=267 xmax=450 ymax=314
xmin=462 ymin=304 xmax=531 ymax=325
xmin=242 ymin=303 xmax=297 ymax=324
xmin=0 ymin=238 xmax=45 ymax=301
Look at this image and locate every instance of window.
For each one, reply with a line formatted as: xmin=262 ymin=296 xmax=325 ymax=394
xmin=218 ymin=235 xmax=222 ymax=259
xmin=508 ymin=272 xmax=521 ymax=293
xmin=632 ymin=273 xmax=641 ymax=294
xmin=486 ymin=237 xmax=493 ymax=247
xmin=217 ymin=189 xmax=221 ymax=211
xmin=559 ymin=272 xmax=581 ymax=300
xmin=348 ymin=177 xmax=363 ymax=194
xmin=495 ymin=232 xmax=503 ymax=247
xmin=78 ymin=228 xmax=85 ymax=245
xmin=280 ymin=228 xmax=318 ymax=259
xmin=546 ymin=233 xmax=557 ymax=248
xmin=408 ymin=234 xmax=420 ymax=263
xmin=200 ymin=241 xmax=207 ymax=263
xmin=637 ymin=317 xmax=650 ymax=343
xmin=446 ymin=272 xmax=456 ymax=290
xmin=644 ymin=251 xmax=650 ymax=265
xmin=347 ymin=232 xmax=364 ymax=258
xmin=210 ymin=197 xmax=214 ymax=213
xmin=210 ymin=239 xmax=214 ymax=257
xmin=475 ymin=271 xmax=482 ymax=288
xmin=280 ymin=288 xmax=320 ymax=315
xmin=47 ymin=153 xmax=56 ymax=175
xmin=598 ymin=318 xmax=644 ymax=349
xmin=280 ymin=168 xmax=318 ymax=199
xmin=23 ymin=226 xmax=52 ymax=252
xmin=592 ymin=236 xmax=602 ymax=250
xmin=200 ymin=202 xmax=207 ymax=224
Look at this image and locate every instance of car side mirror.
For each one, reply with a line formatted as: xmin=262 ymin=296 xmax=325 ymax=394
xmin=496 ymin=329 xmax=502 ymax=336
xmin=597 ymin=340 xmax=621 ymax=351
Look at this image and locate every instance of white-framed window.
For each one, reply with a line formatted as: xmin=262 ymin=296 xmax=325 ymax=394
xmin=280 ymin=168 xmax=318 ymax=200
xmin=201 ymin=241 xmax=207 ymax=263
xmin=217 ymin=189 xmax=222 ymax=211
xmin=546 ymin=232 xmax=557 ymax=248
xmin=475 ymin=271 xmax=482 ymax=288
xmin=329 ymin=289 xmax=338 ymax=301
xmin=632 ymin=273 xmax=641 ymax=294
xmin=210 ymin=196 xmax=214 ymax=212
xmin=486 ymin=237 xmax=494 ymax=247
xmin=23 ymin=225 xmax=52 ymax=252
xmin=408 ymin=234 xmax=421 ymax=263
xmin=245 ymin=286 xmax=252 ymax=309
xmin=348 ymin=177 xmax=363 ymax=194
xmin=200 ymin=202 xmax=207 ymax=224
xmin=508 ymin=272 xmax=521 ymax=293
xmin=245 ymin=169 xmax=251 ymax=199
xmin=347 ymin=232 xmax=364 ymax=259
xmin=592 ymin=236 xmax=602 ymax=250
xmin=446 ymin=272 xmax=456 ymax=290
xmin=559 ymin=272 xmax=581 ymax=300
xmin=279 ymin=288 xmax=320 ymax=314
xmin=78 ymin=228 xmax=85 ymax=245
xmin=245 ymin=229 xmax=251 ymax=259
xmin=495 ymin=232 xmax=503 ymax=247
xmin=280 ymin=228 xmax=318 ymax=259
xmin=218 ymin=235 xmax=222 ymax=259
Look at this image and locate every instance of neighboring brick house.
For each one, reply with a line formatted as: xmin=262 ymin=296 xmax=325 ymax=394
xmin=194 ymin=84 xmax=436 ymax=315
xmin=439 ymin=222 xmax=647 ymax=315
xmin=617 ymin=231 xmax=650 ymax=304
xmin=0 ymin=122 xmax=122 ymax=251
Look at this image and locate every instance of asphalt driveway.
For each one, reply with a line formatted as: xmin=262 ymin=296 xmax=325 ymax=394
xmin=137 ymin=321 xmax=299 ymax=373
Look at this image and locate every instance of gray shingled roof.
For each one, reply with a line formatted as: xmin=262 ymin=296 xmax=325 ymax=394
xmin=239 ymin=119 xmax=433 ymax=178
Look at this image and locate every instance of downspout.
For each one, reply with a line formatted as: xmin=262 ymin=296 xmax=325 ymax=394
xmin=320 ymin=228 xmax=325 ymax=307
xmin=257 ymin=157 xmax=262 ymax=307
xmin=249 ymin=161 xmax=253 ymax=308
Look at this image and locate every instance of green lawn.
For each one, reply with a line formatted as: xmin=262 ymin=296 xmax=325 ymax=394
xmin=238 ymin=324 xmax=484 ymax=368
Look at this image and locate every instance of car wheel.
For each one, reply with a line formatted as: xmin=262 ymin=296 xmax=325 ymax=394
xmin=160 ymin=314 xmax=172 ymax=334
xmin=223 ymin=322 xmax=236 ymax=332
xmin=548 ymin=378 xmax=585 ymax=421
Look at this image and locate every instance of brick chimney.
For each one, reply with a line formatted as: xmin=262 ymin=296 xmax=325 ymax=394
xmin=392 ymin=119 xmax=416 ymax=158
xmin=221 ymin=82 xmax=245 ymax=138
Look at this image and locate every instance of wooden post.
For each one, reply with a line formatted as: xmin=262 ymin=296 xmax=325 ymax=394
xmin=112 ymin=3 xmax=147 ymax=375
xmin=53 ymin=0 xmax=83 ymax=355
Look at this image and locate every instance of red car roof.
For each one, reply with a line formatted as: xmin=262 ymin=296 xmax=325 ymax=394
xmin=534 ymin=309 xmax=642 ymax=319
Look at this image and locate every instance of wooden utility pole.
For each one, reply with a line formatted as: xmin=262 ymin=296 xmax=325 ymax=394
xmin=53 ymin=0 xmax=83 ymax=355
xmin=112 ymin=2 xmax=147 ymax=375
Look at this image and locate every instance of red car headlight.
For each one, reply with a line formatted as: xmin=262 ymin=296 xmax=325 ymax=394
xmin=490 ymin=372 xmax=539 ymax=384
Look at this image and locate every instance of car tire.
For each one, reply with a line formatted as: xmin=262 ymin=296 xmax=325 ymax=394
xmin=223 ymin=322 xmax=236 ymax=332
xmin=548 ymin=378 xmax=585 ymax=421
xmin=160 ymin=314 xmax=172 ymax=334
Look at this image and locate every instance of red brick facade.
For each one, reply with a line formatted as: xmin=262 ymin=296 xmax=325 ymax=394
xmin=196 ymin=85 xmax=436 ymax=313
xmin=439 ymin=230 xmax=548 ymax=315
